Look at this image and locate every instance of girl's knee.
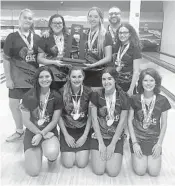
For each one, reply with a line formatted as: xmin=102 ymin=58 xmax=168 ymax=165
xmin=148 ymin=168 xmax=160 ymax=177
xmin=92 ymin=164 xmax=105 ymax=175
xmin=107 ymin=168 xmax=121 ymax=177
xmin=61 ymin=154 xmax=75 ymax=168
xmin=44 ymin=147 xmax=59 ymax=161
xmin=25 ymin=164 xmax=41 ymax=177
xmin=76 ymin=158 xmax=88 ymax=168
xmin=133 ymin=166 xmax=147 ymax=176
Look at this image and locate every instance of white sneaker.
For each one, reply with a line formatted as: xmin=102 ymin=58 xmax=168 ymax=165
xmin=6 ymin=131 xmax=24 ymax=142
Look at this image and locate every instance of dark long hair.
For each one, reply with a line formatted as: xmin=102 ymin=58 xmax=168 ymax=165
xmin=33 ymin=66 xmax=55 ymax=103
xmin=63 ymin=67 xmax=85 ymax=106
xmin=137 ymin=68 xmax=161 ymax=94
xmin=117 ymin=23 xmax=142 ymax=50
xmin=48 ymin=14 xmax=68 ymax=36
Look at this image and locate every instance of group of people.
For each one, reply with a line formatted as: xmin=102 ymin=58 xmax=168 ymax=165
xmin=3 ymin=6 xmax=171 ymax=178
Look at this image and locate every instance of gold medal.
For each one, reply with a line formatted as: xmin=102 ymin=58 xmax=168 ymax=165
xmin=116 ymin=66 xmax=122 ymax=72
xmin=72 ymin=113 xmax=80 ymax=120
xmin=38 ymin=118 xmax=45 ymax=126
xmin=107 ymin=119 xmax=114 ymax=127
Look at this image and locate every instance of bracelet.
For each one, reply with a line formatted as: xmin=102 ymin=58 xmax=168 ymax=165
xmin=132 ymin=141 xmax=138 ymax=146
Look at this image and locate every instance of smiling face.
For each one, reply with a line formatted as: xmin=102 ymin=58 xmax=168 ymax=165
xmin=50 ymin=17 xmax=63 ymax=35
xmin=88 ymin=10 xmax=100 ymax=29
xmin=108 ymin=7 xmax=121 ymax=25
xmin=19 ymin=10 xmax=33 ymax=31
xmin=38 ymin=70 xmax=52 ymax=88
xmin=70 ymin=70 xmax=84 ymax=88
xmin=118 ymin=26 xmax=130 ymax=44
xmin=102 ymin=73 xmax=115 ymax=91
xmin=142 ymin=74 xmax=156 ymax=93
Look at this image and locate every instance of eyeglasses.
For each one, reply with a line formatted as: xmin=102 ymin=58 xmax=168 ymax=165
xmin=52 ymin=22 xmax=63 ymax=26
xmin=109 ymin=12 xmax=121 ymax=16
xmin=118 ymin=31 xmax=129 ymax=35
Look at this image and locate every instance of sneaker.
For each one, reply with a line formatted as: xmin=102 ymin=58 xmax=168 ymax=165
xmin=6 ymin=131 xmax=24 ymax=142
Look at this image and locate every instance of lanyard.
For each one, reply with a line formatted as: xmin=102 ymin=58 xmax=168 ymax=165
xmin=39 ymin=89 xmax=50 ymax=119
xmin=105 ymin=90 xmax=116 ymax=118
xmin=88 ymin=29 xmax=99 ymax=51
xmin=108 ymin=26 xmax=116 ymax=44
xmin=72 ymin=86 xmax=83 ymax=114
xmin=53 ymin=34 xmax=64 ymax=55
xmin=141 ymin=94 xmax=156 ymax=123
xmin=116 ymin=43 xmax=130 ymax=66
xmin=18 ymin=29 xmax=33 ymax=50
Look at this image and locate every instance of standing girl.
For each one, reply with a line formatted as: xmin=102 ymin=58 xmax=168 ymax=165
xmin=84 ymin=7 xmax=112 ymax=87
xmin=59 ymin=67 xmax=92 ymax=168
xmin=114 ymin=23 xmax=142 ymax=96
xmin=20 ymin=66 xmax=63 ymax=176
xmin=128 ymin=68 xmax=171 ymax=176
xmin=37 ymin=14 xmax=70 ymax=90
xmin=3 ymin=9 xmax=40 ymax=142
xmin=90 ymin=67 xmax=129 ymax=176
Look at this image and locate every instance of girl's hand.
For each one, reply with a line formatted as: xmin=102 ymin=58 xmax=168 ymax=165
xmin=99 ymin=142 xmax=107 ymax=161
xmin=31 ymin=134 xmax=42 ymax=146
xmin=75 ymin=135 xmax=87 ymax=148
xmin=65 ymin=133 xmax=76 ymax=148
xmin=133 ymin=143 xmax=143 ymax=158
xmin=42 ymin=30 xmax=50 ymax=38
xmin=106 ymin=143 xmax=115 ymax=160
xmin=127 ymin=89 xmax=133 ymax=97
xmin=152 ymin=143 xmax=162 ymax=158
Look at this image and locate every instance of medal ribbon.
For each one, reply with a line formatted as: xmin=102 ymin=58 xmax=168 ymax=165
xmin=108 ymin=26 xmax=116 ymax=44
xmin=116 ymin=43 xmax=130 ymax=66
xmin=88 ymin=29 xmax=99 ymax=51
xmin=105 ymin=90 xmax=116 ymax=119
xmin=39 ymin=89 xmax=50 ymax=119
xmin=141 ymin=94 xmax=156 ymax=123
xmin=72 ymin=86 xmax=83 ymax=115
xmin=18 ymin=30 xmax=33 ymax=50
xmin=54 ymin=34 xmax=64 ymax=55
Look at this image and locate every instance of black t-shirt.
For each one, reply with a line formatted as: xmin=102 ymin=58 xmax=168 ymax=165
xmin=114 ymin=43 xmax=142 ymax=83
xmin=84 ymin=31 xmax=113 ymax=70
xmin=38 ymin=33 xmax=69 ymax=58
xmin=21 ymin=88 xmax=63 ymax=130
xmin=130 ymin=94 xmax=171 ymax=141
xmin=59 ymin=85 xmax=92 ymax=129
xmin=3 ymin=31 xmax=40 ymax=68
xmin=90 ymin=87 xmax=130 ymax=139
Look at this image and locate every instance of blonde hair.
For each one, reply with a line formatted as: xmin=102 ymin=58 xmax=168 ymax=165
xmin=19 ymin=9 xmax=35 ymax=32
xmin=87 ymin=7 xmax=106 ymax=58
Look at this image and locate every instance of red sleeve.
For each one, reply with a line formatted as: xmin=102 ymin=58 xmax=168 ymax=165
xmin=161 ymin=96 xmax=171 ymax=112
xmin=90 ymin=92 xmax=98 ymax=107
xmin=54 ymin=91 xmax=64 ymax=110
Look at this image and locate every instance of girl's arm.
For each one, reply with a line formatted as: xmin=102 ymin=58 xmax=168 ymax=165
xmin=37 ymin=52 xmax=62 ymax=66
xmin=91 ymin=103 xmax=104 ymax=145
xmin=3 ymin=54 xmax=14 ymax=88
xmin=157 ymin=111 xmax=168 ymax=145
xmin=128 ymin=107 xmax=137 ymax=143
xmin=110 ymin=110 xmax=128 ymax=145
xmin=21 ymin=109 xmax=41 ymax=135
xmin=40 ymin=109 xmax=62 ymax=136
xmin=58 ymin=116 xmax=69 ymax=137
xmin=127 ymin=58 xmax=140 ymax=96
xmin=82 ymin=106 xmax=92 ymax=138
xmin=90 ymin=45 xmax=112 ymax=68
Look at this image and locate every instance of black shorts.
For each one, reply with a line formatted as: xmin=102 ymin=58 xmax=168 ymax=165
xmin=84 ymin=70 xmax=102 ymax=87
xmin=90 ymin=136 xmax=124 ymax=155
xmin=129 ymin=138 xmax=161 ymax=156
xmin=23 ymin=128 xmax=58 ymax=152
xmin=60 ymin=126 xmax=92 ymax=152
xmin=9 ymin=88 xmax=30 ymax=99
